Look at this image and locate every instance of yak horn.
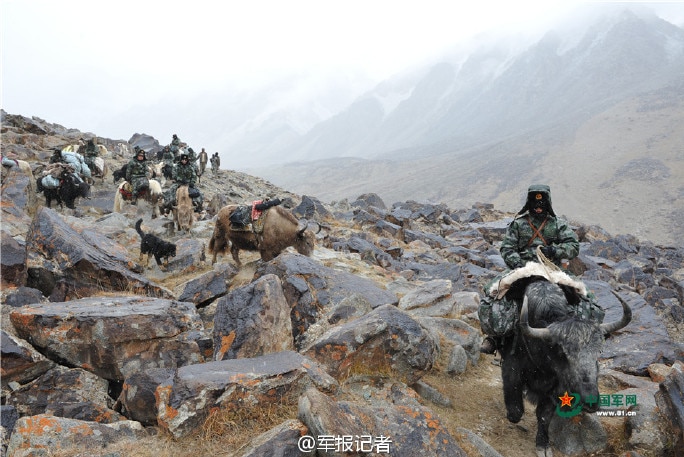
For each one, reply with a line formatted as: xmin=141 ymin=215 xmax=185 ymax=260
xmin=520 ymin=294 xmax=552 ymax=340
xmin=600 ymin=291 xmax=632 ymax=335
xmin=307 ymin=220 xmax=322 ymax=234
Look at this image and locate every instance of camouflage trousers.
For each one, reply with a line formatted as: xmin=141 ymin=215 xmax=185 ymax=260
xmin=478 ymin=275 xmax=605 ymax=338
xmin=130 ymin=177 xmax=149 ymax=198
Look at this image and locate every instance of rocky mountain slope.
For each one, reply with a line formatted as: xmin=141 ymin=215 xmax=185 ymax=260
xmin=1 ymin=113 xmax=683 ymax=456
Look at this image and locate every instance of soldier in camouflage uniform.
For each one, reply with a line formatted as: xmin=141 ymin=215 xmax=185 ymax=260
xmin=170 ymin=134 xmax=181 ymax=159
xmin=168 ymin=154 xmax=203 ymax=211
xmin=161 ymin=146 xmax=175 ymax=179
xmin=479 ymin=184 xmax=583 ymax=354
xmin=83 ymin=138 xmax=99 ymax=175
xmin=499 ymin=184 xmax=579 ymax=270
xmin=125 ymin=149 xmax=150 ymax=204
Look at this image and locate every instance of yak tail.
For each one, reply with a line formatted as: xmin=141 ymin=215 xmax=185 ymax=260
xmin=208 ymin=232 xmax=216 ymax=252
xmin=135 ymin=218 xmax=145 ymax=238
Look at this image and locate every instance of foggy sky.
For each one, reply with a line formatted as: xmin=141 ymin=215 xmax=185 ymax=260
xmin=2 ymin=1 xmax=683 ymax=155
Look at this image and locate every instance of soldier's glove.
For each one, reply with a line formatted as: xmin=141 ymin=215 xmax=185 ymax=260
xmin=510 ymin=259 xmax=524 ymax=269
xmin=541 ymin=245 xmax=556 ymax=258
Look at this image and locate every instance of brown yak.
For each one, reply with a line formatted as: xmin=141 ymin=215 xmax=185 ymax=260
xmin=208 ymin=204 xmax=318 ymax=267
xmin=173 ymin=185 xmax=194 ymax=232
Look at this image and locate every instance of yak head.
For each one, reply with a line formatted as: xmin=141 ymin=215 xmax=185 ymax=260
xmin=59 ymin=171 xmax=91 ymax=209
xmin=293 ymin=219 xmax=320 ymax=257
xmin=520 ymin=281 xmax=632 ymax=412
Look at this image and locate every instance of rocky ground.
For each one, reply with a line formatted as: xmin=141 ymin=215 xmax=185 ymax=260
xmin=1 ymin=112 xmax=684 ymax=457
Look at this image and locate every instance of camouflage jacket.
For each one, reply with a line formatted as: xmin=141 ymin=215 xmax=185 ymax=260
xmin=84 ymin=143 xmax=99 ymax=158
xmin=173 ymin=162 xmax=197 ymax=185
xmin=126 ymin=158 xmax=148 ymax=181
xmin=499 ymin=213 xmax=579 ymax=269
xmin=162 ymin=150 xmax=175 ymax=165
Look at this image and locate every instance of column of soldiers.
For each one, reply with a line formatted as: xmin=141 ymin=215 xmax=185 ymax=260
xmin=130 ymin=134 xmax=208 ymax=212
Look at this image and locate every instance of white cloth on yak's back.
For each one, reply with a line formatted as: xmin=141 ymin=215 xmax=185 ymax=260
xmin=488 ymin=248 xmax=587 ymax=300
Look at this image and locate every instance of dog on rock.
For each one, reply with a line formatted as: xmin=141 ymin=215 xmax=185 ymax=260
xmin=135 ymin=218 xmax=176 ymax=269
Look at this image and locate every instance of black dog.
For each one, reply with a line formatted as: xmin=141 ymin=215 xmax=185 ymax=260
xmin=135 ymin=218 xmax=177 ymax=269
xmin=112 ymin=164 xmax=128 ymax=183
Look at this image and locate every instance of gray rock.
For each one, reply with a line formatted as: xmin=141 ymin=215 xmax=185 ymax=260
xmin=0 ymin=230 xmax=27 ymax=287
xmin=9 ymin=296 xmax=203 ymax=381
xmin=456 ymin=427 xmax=505 ymax=457
xmin=175 ymin=262 xmax=235 ymax=306
xmin=549 ymin=412 xmax=607 ymax=455
xmin=255 ymin=253 xmax=398 ymax=349
xmin=654 ymin=360 xmax=684 ymax=454
xmin=3 ymin=286 xmax=45 ymax=308
xmin=235 ymin=419 xmax=308 ymax=457
xmin=157 ymin=351 xmax=337 ymax=438
xmin=6 ymin=414 xmax=145 ymax=456
xmin=305 ymin=304 xmax=436 ymax=384
xmin=213 ymin=274 xmax=294 ymax=360
xmin=118 ymin=368 xmax=175 ymax=426
xmin=415 ymin=316 xmax=481 ymax=367
xmin=1 ymin=330 xmax=55 ymax=387
xmin=25 ymin=207 xmax=172 ymax=299
xmin=447 ymin=345 xmax=469 ymax=375
xmin=411 ymin=380 xmax=452 ymax=407
xmin=7 ymin=366 xmax=124 ymax=423
xmin=351 ymin=193 xmax=387 ymax=210
xmin=399 ymin=279 xmax=452 ymax=311
xmin=596 ymin=285 xmax=683 ymax=375
xmin=298 ymin=386 xmax=467 ymax=457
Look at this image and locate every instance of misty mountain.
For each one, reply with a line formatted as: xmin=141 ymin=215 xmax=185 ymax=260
xmin=247 ymin=7 xmax=684 ymax=247
xmin=255 ymin=8 xmax=684 ymax=163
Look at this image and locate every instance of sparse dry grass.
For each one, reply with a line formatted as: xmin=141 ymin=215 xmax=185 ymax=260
xmin=422 ymin=360 xmax=665 ymax=457
xmin=41 ymin=395 xmax=300 ymax=457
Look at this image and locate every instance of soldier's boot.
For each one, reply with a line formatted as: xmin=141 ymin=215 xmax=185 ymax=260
xmin=480 ymin=337 xmax=497 ymax=354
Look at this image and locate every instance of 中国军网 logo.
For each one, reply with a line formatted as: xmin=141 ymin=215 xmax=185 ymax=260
xmin=555 ymin=391 xmax=637 ymax=417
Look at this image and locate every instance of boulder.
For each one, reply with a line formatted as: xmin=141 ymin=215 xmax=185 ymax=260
xmin=351 ymin=193 xmax=387 ymax=210
xmin=398 ymin=279 xmax=453 ymax=311
xmin=596 ymin=285 xmax=683 ymax=375
xmin=9 ymin=296 xmax=203 ymax=381
xmin=0 ymin=230 xmax=26 ymax=287
xmin=6 ymin=366 xmax=124 ymax=423
xmin=292 ymin=195 xmax=333 ymax=220
xmin=25 ymin=207 xmax=172 ymax=299
xmin=156 ymin=351 xmax=337 ymax=438
xmin=255 ymin=253 xmax=398 ymax=349
xmin=298 ymin=386 xmax=466 ymax=457
xmin=3 ymin=287 xmax=45 ymax=308
xmin=1 ymin=330 xmax=55 ymax=387
xmin=213 ymin=274 xmax=294 ymax=361
xmin=118 ymin=368 xmax=175 ymax=426
xmin=0 ymin=159 xmax=36 ymax=221
xmin=175 ymin=262 xmax=236 ymax=306
xmin=414 ymin=316 xmax=481 ymax=369
xmin=620 ymin=385 xmax=671 ymax=454
xmin=167 ymin=238 xmax=206 ymax=273
xmin=654 ymin=361 xmax=684 ymax=454
xmin=235 ymin=419 xmax=308 ymax=457
xmin=6 ymin=414 xmax=145 ymax=456
xmin=549 ymin=413 xmax=607 ymax=455
xmin=304 ymin=304 xmax=436 ymax=384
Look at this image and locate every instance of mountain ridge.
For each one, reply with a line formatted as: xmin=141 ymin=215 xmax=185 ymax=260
xmin=248 ymin=8 xmax=684 ymax=247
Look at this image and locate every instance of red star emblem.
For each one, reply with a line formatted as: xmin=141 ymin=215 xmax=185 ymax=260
xmin=559 ymin=391 xmax=574 ymax=407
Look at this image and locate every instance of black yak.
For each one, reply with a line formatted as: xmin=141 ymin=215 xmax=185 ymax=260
xmin=500 ymin=279 xmax=631 ymax=457
xmin=36 ymin=170 xmax=90 ymax=210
